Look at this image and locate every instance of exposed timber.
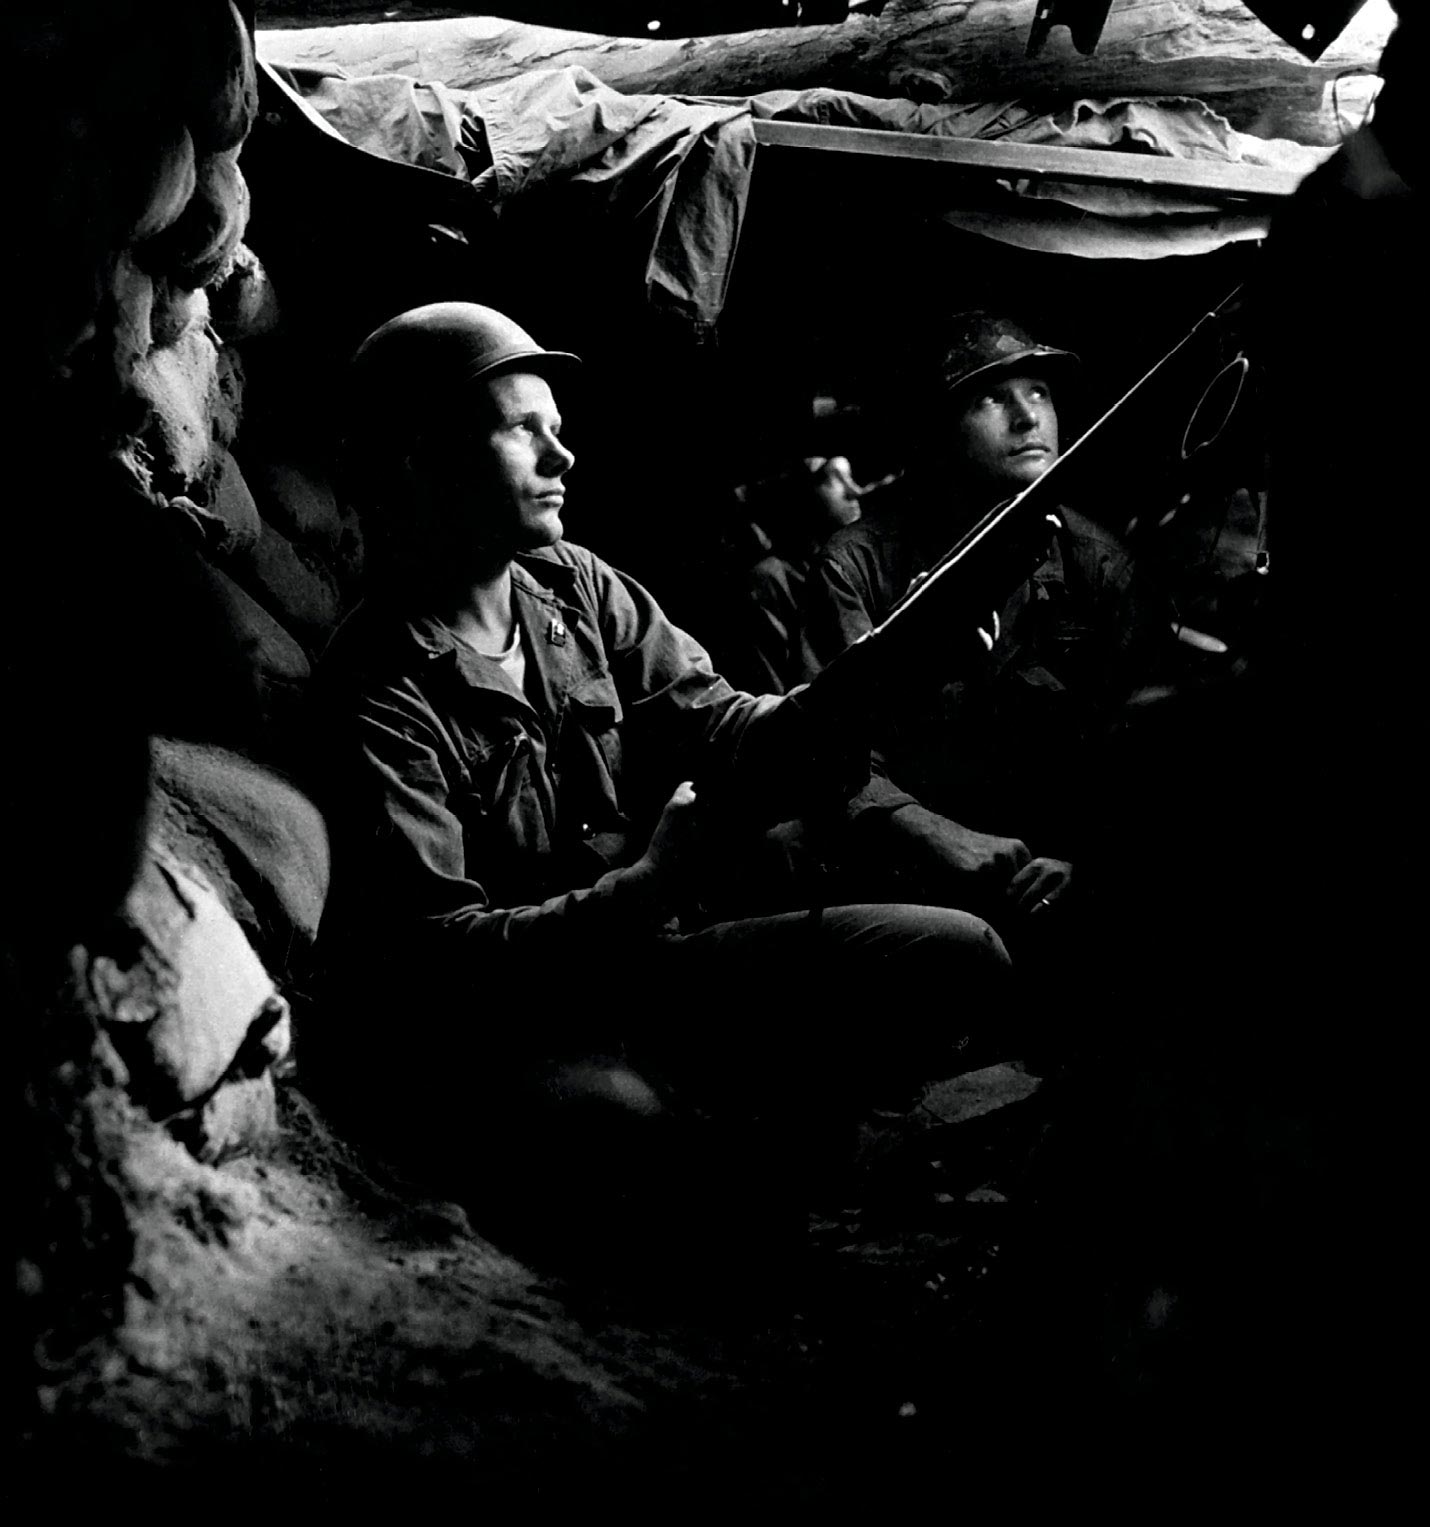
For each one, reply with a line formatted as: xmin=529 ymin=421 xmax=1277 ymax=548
xmin=750 ymin=119 xmax=1304 ymax=198
xmin=256 ymin=0 xmax=1395 ymax=146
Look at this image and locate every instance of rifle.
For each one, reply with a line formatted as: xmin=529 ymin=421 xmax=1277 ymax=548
xmin=797 ymin=285 xmax=1247 ymax=728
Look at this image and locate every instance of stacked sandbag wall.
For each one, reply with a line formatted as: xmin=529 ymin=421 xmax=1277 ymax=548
xmin=12 ymin=0 xmax=345 ymax=1422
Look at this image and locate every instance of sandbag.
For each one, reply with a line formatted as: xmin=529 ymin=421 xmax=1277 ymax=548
xmin=209 ymin=243 xmax=281 ymax=344
xmin=225 ymin=512 xmax=344 ymax=653
xmin=132 ymin=324 xmax=222 ymax=490
xmin=149 ymin=736 xmax=331 ymax=961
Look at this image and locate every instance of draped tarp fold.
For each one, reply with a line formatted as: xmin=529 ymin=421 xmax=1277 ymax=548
xmin=263 ymin=61 xmax=1334 ymax=326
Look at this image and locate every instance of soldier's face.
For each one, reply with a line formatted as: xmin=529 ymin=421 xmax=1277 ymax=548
xmin=812 ymin=456 xmax=862 ymax=530
xmin=466 ymin=371 xmax=575 ymax=553
xmin=953 ymin=372 xmax=1060 ymax=496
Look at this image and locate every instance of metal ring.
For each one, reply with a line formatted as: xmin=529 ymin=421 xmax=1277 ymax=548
xmin=1180 ymin=354 xmax=1250 ymax=461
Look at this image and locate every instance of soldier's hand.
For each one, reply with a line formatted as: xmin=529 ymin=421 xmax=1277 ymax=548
xmin=610 ymin=781 xmax=704 ymax=923
xmin=640 ymin=779 xmax=702 ymax=876
xmin=904 ymin=570 xmax=1002 ymax=660
xmin=1008 ymin=855 xmax=1074 ymax=917
xmin=974 ymin=609 xmax=1001 ymax=653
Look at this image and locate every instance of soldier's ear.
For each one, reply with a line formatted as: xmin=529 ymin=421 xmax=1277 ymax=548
xmin=387 ymin=449 xmax=440 ymax=522
xmin=397 ymin=435 xmax=441 ymax=491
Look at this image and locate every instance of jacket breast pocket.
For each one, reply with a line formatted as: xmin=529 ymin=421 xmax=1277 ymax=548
xmin=453 ymin=728 xmax=554 ymax=863
xmin=452 ymin=723 xmax=525 ymax=815
xmin=566 ymin=674 xmax=625 ymax=794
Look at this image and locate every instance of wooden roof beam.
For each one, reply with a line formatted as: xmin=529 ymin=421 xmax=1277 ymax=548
xmin=751 ymin=119 xmax=1306 ymax=201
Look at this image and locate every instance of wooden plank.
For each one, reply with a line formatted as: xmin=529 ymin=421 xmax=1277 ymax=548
xmin=750 ymin=119 xmax=1306 ymax=199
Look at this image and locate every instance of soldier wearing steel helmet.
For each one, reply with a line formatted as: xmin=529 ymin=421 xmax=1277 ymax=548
xmin=309 ymin=300 xmax=1014 ymax=1211
xmin=798 ymin=311 xmax=1169 ymax=940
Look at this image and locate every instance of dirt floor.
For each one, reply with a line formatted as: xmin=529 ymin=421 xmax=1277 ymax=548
xmin=27 ymin=1060 xmax=1085 ymax=1501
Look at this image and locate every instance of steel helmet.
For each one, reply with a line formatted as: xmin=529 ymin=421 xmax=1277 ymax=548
xmin=340 ymin=302 xmax=580 ymax=514
xmin=348 ymin=301 xmax=580 ymax=414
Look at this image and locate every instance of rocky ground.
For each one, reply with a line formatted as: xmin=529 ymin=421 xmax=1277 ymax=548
xmin=25 ymin=1059 xmax=1073 ymax=1500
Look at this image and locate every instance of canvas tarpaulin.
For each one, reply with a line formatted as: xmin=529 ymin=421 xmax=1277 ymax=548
xmin=261 ymin=61 xmax=1335 ymax=329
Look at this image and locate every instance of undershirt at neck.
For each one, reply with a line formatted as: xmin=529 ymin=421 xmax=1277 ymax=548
xmin=464 ymin=617 xmax=528 ymax=699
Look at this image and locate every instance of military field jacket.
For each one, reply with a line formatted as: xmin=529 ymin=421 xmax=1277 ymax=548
xmin=316 ymin=542 xmax=797 ymax=958
xmin=798 ymin=494 xmax=1162 ymax=857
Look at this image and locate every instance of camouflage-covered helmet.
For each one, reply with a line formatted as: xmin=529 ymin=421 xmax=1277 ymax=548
xmin=935 ymin=311 xmax=1078 ymax=402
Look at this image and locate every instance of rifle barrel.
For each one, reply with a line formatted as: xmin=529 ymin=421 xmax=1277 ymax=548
xmin=873 ymin=285 xmax=1244 ymax=636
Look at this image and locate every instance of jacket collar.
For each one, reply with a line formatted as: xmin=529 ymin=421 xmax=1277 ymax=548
xmin=512 ymin=547 xmax=583 ymax=599
xmin=398 ymin=551 xmax=580 ymax=654
xmin=399 ymin=552 xmax=600 ymax=715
